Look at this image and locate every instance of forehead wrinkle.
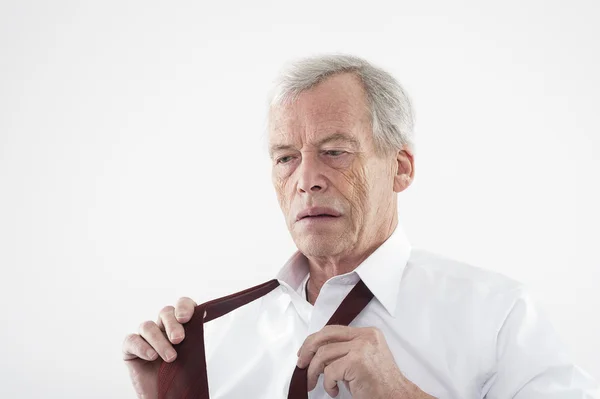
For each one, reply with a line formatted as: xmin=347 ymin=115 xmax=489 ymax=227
xmin=269 ymin=119 xmax=365 ymax=156
xmin=268 ymin=91 xmax=371 ymax=152
xmin=300 ymin=104 xmax=364 ymax=143
xmin=303 ymin=100 xmax=361 ymax=127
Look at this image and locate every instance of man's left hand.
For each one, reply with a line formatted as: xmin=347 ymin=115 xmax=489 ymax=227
xmin=296 ymin=325 xmax=434 ymax=398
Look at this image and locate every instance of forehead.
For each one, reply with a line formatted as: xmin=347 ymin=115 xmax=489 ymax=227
xmin=268 ymin=73 xmax=371 ymax=144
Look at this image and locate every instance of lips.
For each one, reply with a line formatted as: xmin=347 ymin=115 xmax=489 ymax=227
xmin=296 ymin=207 xmax=341 ymax=222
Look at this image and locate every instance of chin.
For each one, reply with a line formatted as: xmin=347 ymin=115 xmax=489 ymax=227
xmin=294 ymin=235 xmax=348 ymax=257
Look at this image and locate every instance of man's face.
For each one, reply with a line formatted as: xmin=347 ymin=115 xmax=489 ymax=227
xmin=268 ymin=73 xmax=402 ymax=258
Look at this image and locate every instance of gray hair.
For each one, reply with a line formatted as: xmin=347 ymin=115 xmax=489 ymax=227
xmin=268 ymin=54 xmax=415 ymax=153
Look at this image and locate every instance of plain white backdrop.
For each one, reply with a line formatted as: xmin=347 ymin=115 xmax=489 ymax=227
xmin=1 ymin=1 xmax=598 ymax=397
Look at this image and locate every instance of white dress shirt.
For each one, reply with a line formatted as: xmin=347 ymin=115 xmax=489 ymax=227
xmin=203 ymin=225 xmax=599 ymax=398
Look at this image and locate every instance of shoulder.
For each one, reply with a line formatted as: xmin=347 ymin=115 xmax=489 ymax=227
xmin=406 ymin=248 xmax=524 ymax=297
xmin=401 ymin=249 xmax=536 ymax=371
xmin=402 ymin=248 xmax=529 ymax=332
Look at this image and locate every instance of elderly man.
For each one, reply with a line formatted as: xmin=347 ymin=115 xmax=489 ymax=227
xmin=122 ymin=55 xmax=598 ymax=398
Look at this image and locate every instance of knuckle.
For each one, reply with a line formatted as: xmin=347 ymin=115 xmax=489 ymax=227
xmin=175 ymin=298 xmax=196 ymax=319
xmin=124 ymin=333 xmax=137 ymax=343
xmin=365 ymin=327 xmax=381 ymax=343
xmin=159 ymin=305 xmax=175 ymax=317
xmin=177 ymin=296 xmax=194 ymax=305
xmin=315 ymin=345 xmax=327 ymax=358
xmin=305 ymin=344 xmax=316 ymax=356
xmin=138 ymin=320 xmax=156 ymax=333
xmin=123 ymin=333 xmax=139 ymax=349
xmin=176 ymin=297 xmax=196 ymax=312
xmin=122 ymin=334 xmax=143 ymax=356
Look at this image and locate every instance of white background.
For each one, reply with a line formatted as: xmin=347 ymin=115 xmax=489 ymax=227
xmin=1 ymin=1 xmax=598 ymax=397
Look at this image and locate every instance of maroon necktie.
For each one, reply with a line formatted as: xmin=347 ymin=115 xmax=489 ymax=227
xmin=157 ymin=278 xmax=374 ymax=399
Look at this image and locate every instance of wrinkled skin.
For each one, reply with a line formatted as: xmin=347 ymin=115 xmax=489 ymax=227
xmin=268 ymin=73 xmax=432 ymax=398
xmin=268 ymin=72 xmax=415 ymax=292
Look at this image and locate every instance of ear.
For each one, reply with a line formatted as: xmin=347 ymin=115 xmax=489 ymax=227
xmin=393 ymin=147 xmax=415 ymax=193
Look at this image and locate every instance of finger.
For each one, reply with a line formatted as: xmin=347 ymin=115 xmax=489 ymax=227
xmin=138 ymin=320 xmax=177 ymax=363
xmin=122 ymin=333 xmax=159 ymax=361
xmin=297 ymin=325 xmax=354 ymax=368
xmin=306 ymin=342 xmax=351 ymax=391
xmin=156 ymin=306 xmax=185 ymax=345
xmin=174 ymin=297 xmax=197 ymax=323
xmin=156 ymin=306 xmax=171 ymax=331
xmin=323 ymin=357 xmax=350 ymax=398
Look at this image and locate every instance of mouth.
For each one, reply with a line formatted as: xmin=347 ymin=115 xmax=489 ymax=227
xmin=297 ymin=214 xmax=341 ymax=225
xmin=301 ymin=215 xmax=338 ymax=220
xmin=296 ymin=207 xmax=341 ymax=222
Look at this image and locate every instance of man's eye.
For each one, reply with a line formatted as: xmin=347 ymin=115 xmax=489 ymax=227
xmin=277 ymin=156 xmax=294 ymax=164
xmin=324 ymin=150 xmax=345 ymax=156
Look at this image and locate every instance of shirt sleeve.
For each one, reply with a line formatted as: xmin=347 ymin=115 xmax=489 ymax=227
xmin=483 ymin=287 xmax=599 ymax=398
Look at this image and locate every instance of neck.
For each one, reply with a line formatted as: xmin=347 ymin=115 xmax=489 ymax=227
xmin=305 ymin=216 xmax=398 ymax=305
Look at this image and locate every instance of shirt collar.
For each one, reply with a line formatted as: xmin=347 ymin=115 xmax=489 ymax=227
xmin=353 ymin=224 xmax=412 ymax=316
xmin=276 ymin=224 xmax=412 ymax=317
xmin=276 ymin=250 xmax=310 ymax=294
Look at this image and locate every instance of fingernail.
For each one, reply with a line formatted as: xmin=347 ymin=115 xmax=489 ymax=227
xmin=146 ymin=349 xmax=157 ymax=360
xmin=170 ymin=332 xmax=183 ymax=342
xmin=165 ymin=349 xmax=177 ymax=362
xmin=175 ymin=312 xmax=187 ymax=319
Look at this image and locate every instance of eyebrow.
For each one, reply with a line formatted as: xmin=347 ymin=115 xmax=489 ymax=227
xmin=269 ymin=132 xmax=360 ymax=157
xmin=316 ymin=132 xmax=360 ymax=148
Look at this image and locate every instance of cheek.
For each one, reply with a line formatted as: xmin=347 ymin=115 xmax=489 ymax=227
xmin=334 ymin=166 xmax=370 ymax=217
xmin=351 ymin=168 xmax=371 ymax=211
xmin=272 ymin=164 xmax=295 ymax=188
xmin=272 ymin=174 xmax=292 ymax=212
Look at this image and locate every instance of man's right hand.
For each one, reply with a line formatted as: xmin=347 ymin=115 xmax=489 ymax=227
xmin=122 ymin=297 xmax=198 ymax=399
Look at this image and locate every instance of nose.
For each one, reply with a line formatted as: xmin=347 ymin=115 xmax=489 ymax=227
xmin=296 ymin=154 xmax=328 ymax=194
